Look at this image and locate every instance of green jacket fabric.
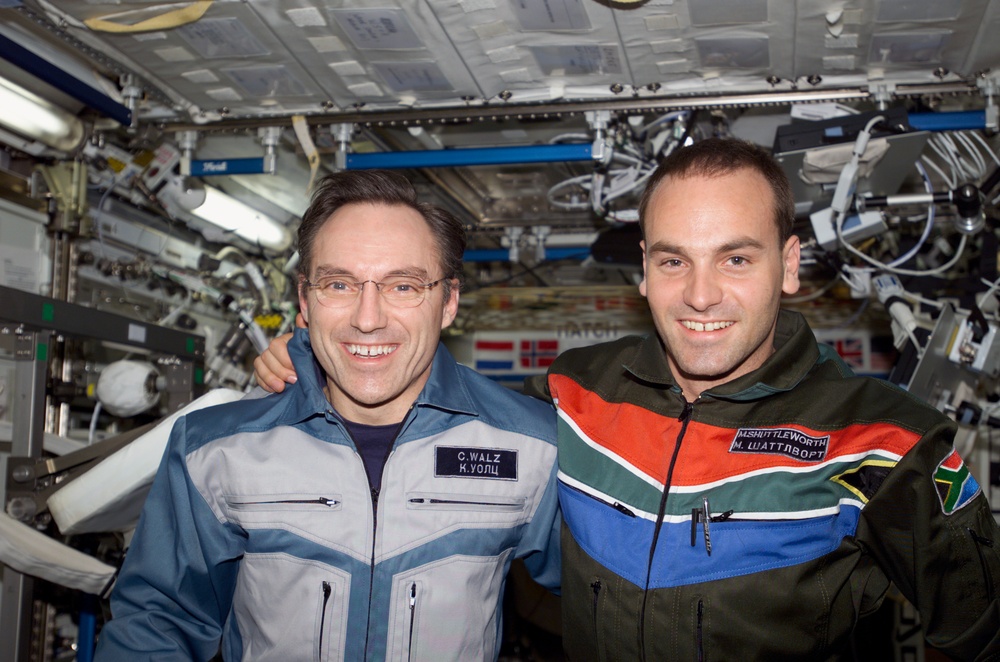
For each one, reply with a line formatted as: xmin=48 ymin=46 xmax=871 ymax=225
xmin=526 ymin=309 xmax=1000 ymax=661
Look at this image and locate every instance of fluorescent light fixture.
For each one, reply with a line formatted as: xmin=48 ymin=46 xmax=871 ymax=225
xmin=191 ymin=185 xmax=292 ymax=252
xmin=0 ymin=75 xmax=85 ymax=152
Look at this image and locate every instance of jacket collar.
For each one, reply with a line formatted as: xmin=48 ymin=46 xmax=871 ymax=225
xmin=284 ymin=328 xmax=479 ymax=421
xmin=623 ymin=309 xmax=819 ymax=402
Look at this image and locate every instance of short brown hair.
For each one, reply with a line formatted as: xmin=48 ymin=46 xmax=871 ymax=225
xmin=638 ymin=138 xmax=795 ymax=244
xmin=297 ymin=170 xmax=466 ymax=296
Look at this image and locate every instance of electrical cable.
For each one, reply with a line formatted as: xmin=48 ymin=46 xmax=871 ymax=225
xmin=920 ymin=155 xmax=957 ymax=189
xmin=886 ymin=160 xmax=935 ymax=268
xmin=971 ymin=131 xmax=1000 ymax=167
xmin=88 ymin=401 xmax=102 ymax=445
xmin=840 ymin=234 xmax=968 ymax=277
xmin=780 ymin=275 xmax=840 ymax=304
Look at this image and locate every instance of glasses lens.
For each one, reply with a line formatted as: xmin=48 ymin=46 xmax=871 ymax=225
xmin=311 ymin=278 xmax=357 ymax=308
xmin=379 ymin=277 xmax=427 ymax=307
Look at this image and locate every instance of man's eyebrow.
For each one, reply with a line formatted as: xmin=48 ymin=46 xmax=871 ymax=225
xmin=312 ymin=266 xmax=353 ymax=278
xmin=311 ymin=265 xmax=431 ymax=279
xmin=647 ymin=240 xmax=684 ymax=255
xmin=647 ymin=237 xmax=767 ymax=255
xmin=717 ymin=237 xmax=767 ymax=253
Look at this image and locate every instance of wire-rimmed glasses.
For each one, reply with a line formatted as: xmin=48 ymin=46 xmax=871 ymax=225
xmin=302 ymin=276 xmax=445 ymax=308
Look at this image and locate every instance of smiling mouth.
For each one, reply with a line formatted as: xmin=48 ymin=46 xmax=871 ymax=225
xmin=346 ymin=344 xmax=396 ymax=357
xmin=681 ymin=320 xmax=734 ymax=332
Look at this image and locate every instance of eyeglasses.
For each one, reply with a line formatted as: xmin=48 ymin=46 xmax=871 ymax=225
xmin=302 ymin=276 xmax=446 ymax=308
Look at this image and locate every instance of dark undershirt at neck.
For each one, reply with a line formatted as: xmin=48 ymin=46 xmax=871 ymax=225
xmin=341 ymin=419 xmax=398 ymax=492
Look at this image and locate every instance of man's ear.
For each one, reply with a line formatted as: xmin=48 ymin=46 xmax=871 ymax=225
xmin=440 ymin=279 xmax=460 ymax=330
xmin=638 ymin=240 xmax=648 ymax=298
xmin=298 ymin=284 xmax=310 ymax=324
xmin=782 ymin=235 xmax=801 ymax=295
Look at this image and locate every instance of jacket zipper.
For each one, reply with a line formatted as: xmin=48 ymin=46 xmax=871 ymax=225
xmin=639 ymin=400 xmax=694 ymax=662
xmin=564 ymin=482 xmax=637 ymax=517
xmin=347 ymin=406 xmax=411 ymax=660
xmin=591 ymin=579 xmax=605 ymax=661
xmin=407 ymin=496 xmax=523 ymax=509
xmin=407 ymin=582 xmax=417 ymax=661
xmin=696 ymin=599 xmax=704 ymax=662
xmin=318 ymin=581 xmax=331 ymax=661
xmin=967 ymin=527 xmax=996 ymax=603
xmin=228 ymin=497 xmax=340 ymax=507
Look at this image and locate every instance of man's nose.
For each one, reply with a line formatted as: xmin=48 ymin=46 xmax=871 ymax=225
xmin=683 ymin=265 xmax=723 ymax=311
xmin=350 ymin=282 xmax=389 ymax=331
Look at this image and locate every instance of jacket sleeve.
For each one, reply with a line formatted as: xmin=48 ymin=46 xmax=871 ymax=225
xmin=857 ymin=419 xmax=1000 ymax=661
xmin=95 ymin=416 xmax=245 ymax=661
xmin=515 ymin=449 xmax=562 ymax=594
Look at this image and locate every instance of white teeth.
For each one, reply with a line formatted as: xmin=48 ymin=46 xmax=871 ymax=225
xmin=682 ymin=320 xmax=734 ymax=332
xmin=347 ymin=344 xmax=395 ymax=357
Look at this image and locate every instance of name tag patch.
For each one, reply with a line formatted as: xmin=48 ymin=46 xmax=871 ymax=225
xmin=435 ymin=446 xmax=518 ymax=481
xmin=729 ymin=427 xmax=829 ymax=462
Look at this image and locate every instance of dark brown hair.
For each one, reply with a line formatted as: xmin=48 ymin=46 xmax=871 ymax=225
xmin=638 ymin=138 xmax=795 ymax=244
xmin=297 ymin=170 xmax=466 ymax=296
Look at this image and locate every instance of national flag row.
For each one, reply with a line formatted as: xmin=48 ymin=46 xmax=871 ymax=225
xmin=474 ymin=339 xmax=560 ymax=372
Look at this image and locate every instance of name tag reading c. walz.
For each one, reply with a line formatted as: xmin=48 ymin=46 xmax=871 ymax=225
xmin=435 ymin=446 xmax=518 ymax=480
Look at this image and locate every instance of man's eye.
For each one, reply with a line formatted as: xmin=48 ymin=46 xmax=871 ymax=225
xmin=728 ymin=256 xmax=747 ymax=266
xmin=323 ymin=280 xmax=353 ymax=292
xmin=388 ymin=280 xmax=418 ymax=293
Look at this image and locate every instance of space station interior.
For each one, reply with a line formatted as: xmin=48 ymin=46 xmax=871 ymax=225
xmin=2 ymin=0 xmax=1000 ymax=659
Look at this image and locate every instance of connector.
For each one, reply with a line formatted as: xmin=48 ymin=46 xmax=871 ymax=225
xmin=874 ymin=274 xmax=919 ymax=351
xmin=810 ymin=207 xmax=886 ymax=250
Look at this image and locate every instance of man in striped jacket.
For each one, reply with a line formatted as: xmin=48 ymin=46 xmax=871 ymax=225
xmin=523 ymin=138 xmax=1000 ymax=660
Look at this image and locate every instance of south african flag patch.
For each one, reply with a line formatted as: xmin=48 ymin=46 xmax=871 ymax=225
xmin=933 ymin=450 xmax=981 ymax=515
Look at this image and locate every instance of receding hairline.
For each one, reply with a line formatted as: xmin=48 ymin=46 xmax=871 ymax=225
xmin=643 ymin=166 xmax=784 ymax=241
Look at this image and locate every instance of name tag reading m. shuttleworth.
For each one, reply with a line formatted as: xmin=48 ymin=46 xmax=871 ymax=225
xmin=435 ymin=446 xmax=518 ymax=481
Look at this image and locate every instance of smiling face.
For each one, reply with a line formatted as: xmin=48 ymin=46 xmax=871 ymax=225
xmin=638 ymin=169 xmax=800 ymax=401
xmin=299 ymin=203 xmax=458 ymax=425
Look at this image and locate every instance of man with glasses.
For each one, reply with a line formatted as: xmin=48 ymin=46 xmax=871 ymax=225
xmin=95 ymin=170 xmax=560 ymax=661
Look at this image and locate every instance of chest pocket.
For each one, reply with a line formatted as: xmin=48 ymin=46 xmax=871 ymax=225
xmin=222 ymin=492 xmax=356 ymax=550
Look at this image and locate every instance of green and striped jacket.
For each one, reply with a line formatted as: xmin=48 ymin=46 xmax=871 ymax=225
xmin=528 ymin=309 xmax=1000 ymax=661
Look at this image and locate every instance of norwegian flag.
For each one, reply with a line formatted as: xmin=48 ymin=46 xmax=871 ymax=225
xmin=520 ymin=339 xmax=559 ymax=369
xmin=475 ymin=340 xmax=515 ymax=372
xmin=827 ymin=337 xmax=866 ymax=370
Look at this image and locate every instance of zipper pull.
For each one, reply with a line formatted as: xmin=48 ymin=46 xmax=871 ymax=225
xmin=613 ymin=502 xmax=636 ymax=517
xmin=968 ymin=528 xmax=995 ymax=546
xmin=409 ymin=582 xmax=416 ymax=610
xmin=679 ymin=401 xmax=694 ymax=422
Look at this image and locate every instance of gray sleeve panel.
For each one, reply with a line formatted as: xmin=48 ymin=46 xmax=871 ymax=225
xmin=185 ymin=427 xmax=375 ymax=565
xmin=377 ymin=418 xmax=558 ymax=562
